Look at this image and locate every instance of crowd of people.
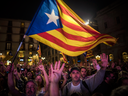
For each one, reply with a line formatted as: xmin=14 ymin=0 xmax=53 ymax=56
xmin=0 ymin=53 xmax=128 ymax=96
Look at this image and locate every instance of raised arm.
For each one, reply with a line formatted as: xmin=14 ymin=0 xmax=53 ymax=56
xmin=61 ymin=72 xmax=67 ymax=90
xmin=7 ymin=63 xmax=21 ymax=96
xmin=85 ymin=53 xmax=108 ymax=92
xmin=38 ymin=64 xmax=49 ymax=92
xmin=50 ymin=61 xmax=65 ymax=96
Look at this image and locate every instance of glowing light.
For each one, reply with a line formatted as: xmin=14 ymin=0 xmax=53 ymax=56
xmin=85 ymin=19 xmax=89 ymax=25
xmin=41 ymin=57 xmax=45 ymax=60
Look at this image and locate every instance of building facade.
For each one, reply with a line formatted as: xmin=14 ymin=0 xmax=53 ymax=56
xmin=0 ymin=18 xmax=39 ymax=65
xmin=95 ymin=0 xmax=128 ymax=62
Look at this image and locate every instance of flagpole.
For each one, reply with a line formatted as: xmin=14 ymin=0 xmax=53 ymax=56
xmin=10 ymin=35 xmax=26 ymax=67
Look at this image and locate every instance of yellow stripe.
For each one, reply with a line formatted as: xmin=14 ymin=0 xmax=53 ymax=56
xmin=29 ymin=34 xmax=116 ymax=56
xmin=57 ymin=0 xmax=100 ymax=34
xmin=57 ymin=0 xmax=86 ymax=24
xmin=47 ymin=30 xmax=116 ymax=47
xmin=62 ymin=25 xmax=95 ymax=37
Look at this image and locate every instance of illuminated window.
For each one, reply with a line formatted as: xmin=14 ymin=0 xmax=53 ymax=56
xmin=6 ymin=43 xmax=11 ymax=50
xmin=109 ymin=54 xmax=114 ymax=61
xmin=29 ymin=52 xmax=32 ymax=55
xmin=21 ymin=22 xmax=25 ymax=27
xmin=29 ymin=44 xmax=33 ymax=50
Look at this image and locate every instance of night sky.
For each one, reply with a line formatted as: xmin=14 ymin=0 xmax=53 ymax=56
xmin=0 ymin=0 xmax=117 ymax=21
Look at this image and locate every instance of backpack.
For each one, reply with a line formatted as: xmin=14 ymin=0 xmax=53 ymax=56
xmin=66 ymin=80 xmax=91 ymax=95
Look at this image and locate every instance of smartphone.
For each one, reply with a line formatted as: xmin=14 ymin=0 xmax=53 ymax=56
xmin=21 ymin=68 xmax=24 ymax=71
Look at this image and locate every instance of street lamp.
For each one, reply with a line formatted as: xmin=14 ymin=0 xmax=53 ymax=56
xmin=85 ymin=19 xmax=89 ymax=25
xmin=95 ymin=55 xmax=100 ymax=60
xmin=41 ymin=57 xmax=45 ymax=60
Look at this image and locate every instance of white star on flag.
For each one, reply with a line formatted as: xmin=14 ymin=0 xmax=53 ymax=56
xmin=45 ymin=9 xmax=59 ymax=26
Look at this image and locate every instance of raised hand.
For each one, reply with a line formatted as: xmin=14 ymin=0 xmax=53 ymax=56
xmin=50 ymin=61 xmax=65 ymax=96
xmin=100 ymin=53 xmax=108 ymax=70
xmin=38 ymin=59 xmax=42 ymax=65
xmin=38 ymin=64 xmax=45 ymax=71
xmin=6 ymin=63 xmax=14 ymax=73
xmin=13 ymin=69 xmax=18 ymax=75
xmin=50 ymin=61 xmax=65 ymax=84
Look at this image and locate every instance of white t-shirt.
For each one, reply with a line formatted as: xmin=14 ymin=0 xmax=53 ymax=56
xmin=68 ymin=82 xmax=82 ymax=96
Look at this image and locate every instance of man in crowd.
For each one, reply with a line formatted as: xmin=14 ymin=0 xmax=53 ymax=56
xmin=62 ymin=53 xmax=108 ymax=96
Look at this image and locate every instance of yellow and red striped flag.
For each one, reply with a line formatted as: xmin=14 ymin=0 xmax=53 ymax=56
xmin=60 ymin=52 xmax=68 ymax=63
xmin=3 ymin=51 xmax=13 ymax=62
xmin=25 ymin=0 xmax=117 ymax=56
xmin=37 ymin=45 xmax=41 ymax=57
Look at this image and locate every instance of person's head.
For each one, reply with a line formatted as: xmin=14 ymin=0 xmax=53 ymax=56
xmin=70 ymin=67 xmax=80 ymax=82
xmin=35 ymin=67 xmax=40 ymax=73
xmin=111 ymin=62 xmax=115 ymax=68
xmin=24 ymin=68 xmax=27 ymax=74
xmin=35 ymin=75 xmax=44 ymax=88
xmin=118 ymin=77 xmax=128 ymax=86
xmin=110 ymin=85 xmax=128 ymax=96
xmin=27 ymin=71 xmax=33 ymax=80
xmin=80 ymin=66 xmax=87 ymax=79
xmin=104 ymin=70 xmax=116 ymax=84
xmin=64 ymin=72 xmax=69 ymax=79
xmin=25 ymin=80 xmax=37 ymax=96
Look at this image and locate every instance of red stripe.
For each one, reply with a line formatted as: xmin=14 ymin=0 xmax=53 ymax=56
xmin=61 ymin=17 xmax=99 ymax=35
xmin=56 ymin=28 xmax=111 ymax=42
xmin=37 ymin=32 xmax=113 ymax=52
xmin=57 ymin=2 xmax=99 ymax=35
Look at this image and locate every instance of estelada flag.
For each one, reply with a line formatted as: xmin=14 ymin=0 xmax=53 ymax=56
xmin=60 ymin=52 xmax=68 ymax=63
xmin=37 ymin=45 xmax=41 ymax=57
xmin=86 ymin=50 xmax=94 ymax=58
xmin=25 ymin=0 xmax=117 ymax=56
xmin=3 ymin=51 xmax=13 ymax=62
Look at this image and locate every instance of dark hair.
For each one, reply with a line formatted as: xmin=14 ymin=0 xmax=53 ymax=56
xmin=104 ymin=70 xmax=114 ymax=80
xmin=117 ymin=77 xmax=128 ymax=87
xmin=110 ymin=85 xmax=128 ymax=96
xmin=70 ymin=66 xmax=80 ymax=72
xmin=80 ymin=66 xmax=87 ymax=71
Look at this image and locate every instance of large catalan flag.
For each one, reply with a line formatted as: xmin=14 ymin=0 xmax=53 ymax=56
xmin=25 ymin=0 xmax=117 ymax=56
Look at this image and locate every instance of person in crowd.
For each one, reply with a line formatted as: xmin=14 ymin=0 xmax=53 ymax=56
xmin=49 ymin=61 xmax=65 ymax=96
xmin=119 ymin=70 xmax=128 ymax=78
xmin=80 ymin=66 xmax=87 ymax=80
xmin=62 ymin=53 xmax=108 ymax=96
xmin=13 ymin=68 xmax=25 ymax=92
xmin=35 ymin=66 xmax=41 ymax=76
xmin=7 ymin=63 xmax=46 ymax=96
xmin=110 ymin=85 xmax=128 ymax=96
xmin=60 ymin=72 xmax=68 ymax=90
xmin=26 ymin=71 xmax=34 ymax=80
xmin=35 ymin=65 xmax=49 ymax=96
xmin=93 ymin=69 xmax=117 ymax=96
xmin=117 ymin=77 xmax=128 ymax=87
